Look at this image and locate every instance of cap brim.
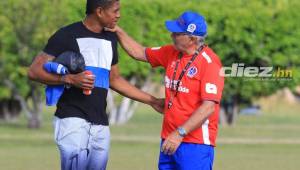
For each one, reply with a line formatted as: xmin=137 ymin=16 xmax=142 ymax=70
xmin=165 ymin=20 xmax=185 ymax=33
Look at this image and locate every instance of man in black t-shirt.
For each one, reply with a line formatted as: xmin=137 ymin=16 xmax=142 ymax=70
xmin=28 ymin=0 xmax=163 ymax=170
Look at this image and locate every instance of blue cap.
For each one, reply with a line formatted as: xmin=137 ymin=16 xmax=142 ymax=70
xmin=165 ymin=11 xmax=207 ymax=36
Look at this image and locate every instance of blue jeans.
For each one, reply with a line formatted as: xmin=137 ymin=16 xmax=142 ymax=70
xmin=53 ymin=117 xmax=110 ymax=170
xmin=158 ymin=140 xmax=214 ymax=170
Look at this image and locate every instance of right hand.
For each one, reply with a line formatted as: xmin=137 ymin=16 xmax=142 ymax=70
xmin=150 ymin=98 xmax=165 ymax=114
xmin=65 ymin=71 xmax=95 ymax=90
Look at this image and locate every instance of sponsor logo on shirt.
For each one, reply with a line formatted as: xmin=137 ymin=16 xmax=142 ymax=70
xmin=165 ymin=76 xmax=190 ymax=93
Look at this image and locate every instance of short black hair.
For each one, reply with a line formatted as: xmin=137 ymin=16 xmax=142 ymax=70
xmin=86 ymin=0 xmax=119 ymax=15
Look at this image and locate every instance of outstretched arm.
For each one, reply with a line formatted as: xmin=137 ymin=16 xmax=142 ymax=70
xmin=109 ymin=64 xmax=164 ymax=113
xmin=107 ymin=26 xmax=148 ymax=62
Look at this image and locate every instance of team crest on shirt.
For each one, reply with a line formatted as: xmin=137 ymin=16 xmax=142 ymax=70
xmin=187 ymin=66 xmax=198 ymax=78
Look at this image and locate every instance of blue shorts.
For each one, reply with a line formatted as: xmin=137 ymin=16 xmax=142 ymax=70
xmin=158 ymin=140 xmax=214 ymax=170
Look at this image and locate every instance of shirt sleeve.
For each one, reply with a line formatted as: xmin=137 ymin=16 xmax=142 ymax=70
xmin=111 ymin=33 xmax=119 ymax=66
xmin=200 ymin=62 xmax=224 ymax=103
xmin=43 ymin=28 xmax=69 ymax=57
xmin=145 ymin=45 xmax=170 ymax=68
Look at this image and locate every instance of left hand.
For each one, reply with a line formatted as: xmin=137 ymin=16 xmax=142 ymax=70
xmin=161 ymin=130 xmax=183 ymax=155
xmin=104 ymin=25 xmax=121 ymax=33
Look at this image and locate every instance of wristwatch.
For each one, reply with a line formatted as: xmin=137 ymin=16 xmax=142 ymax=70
xmin=177 ymin=127 xmax=187 ymax=137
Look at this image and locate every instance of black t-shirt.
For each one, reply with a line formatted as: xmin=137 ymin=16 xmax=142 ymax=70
xmin=43 ymin=22 xmax=119 ymax=125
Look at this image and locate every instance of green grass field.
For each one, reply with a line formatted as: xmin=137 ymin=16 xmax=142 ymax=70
xmin=1 ymin=104 xmax=300 ymax=170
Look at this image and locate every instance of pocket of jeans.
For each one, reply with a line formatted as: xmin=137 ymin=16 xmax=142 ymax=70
xmin=53 ymin=117 xmax=61 ymax=142
xmin=91 ymin=125 xmax=110 ymax=150
xmin=54 ymin=117 xmax=86 ymax=143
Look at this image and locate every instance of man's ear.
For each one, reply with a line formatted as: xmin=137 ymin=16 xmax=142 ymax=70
xmin=95 ymin=7 xmax=104 ymax=17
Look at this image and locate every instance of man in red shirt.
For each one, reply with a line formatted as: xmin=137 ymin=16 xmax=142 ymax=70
xmin=111 ymin=11 xmax=224 ymax=170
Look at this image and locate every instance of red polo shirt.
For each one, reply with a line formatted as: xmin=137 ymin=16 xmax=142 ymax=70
xmin=146 ymin=45 xmax=224 ymax=146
